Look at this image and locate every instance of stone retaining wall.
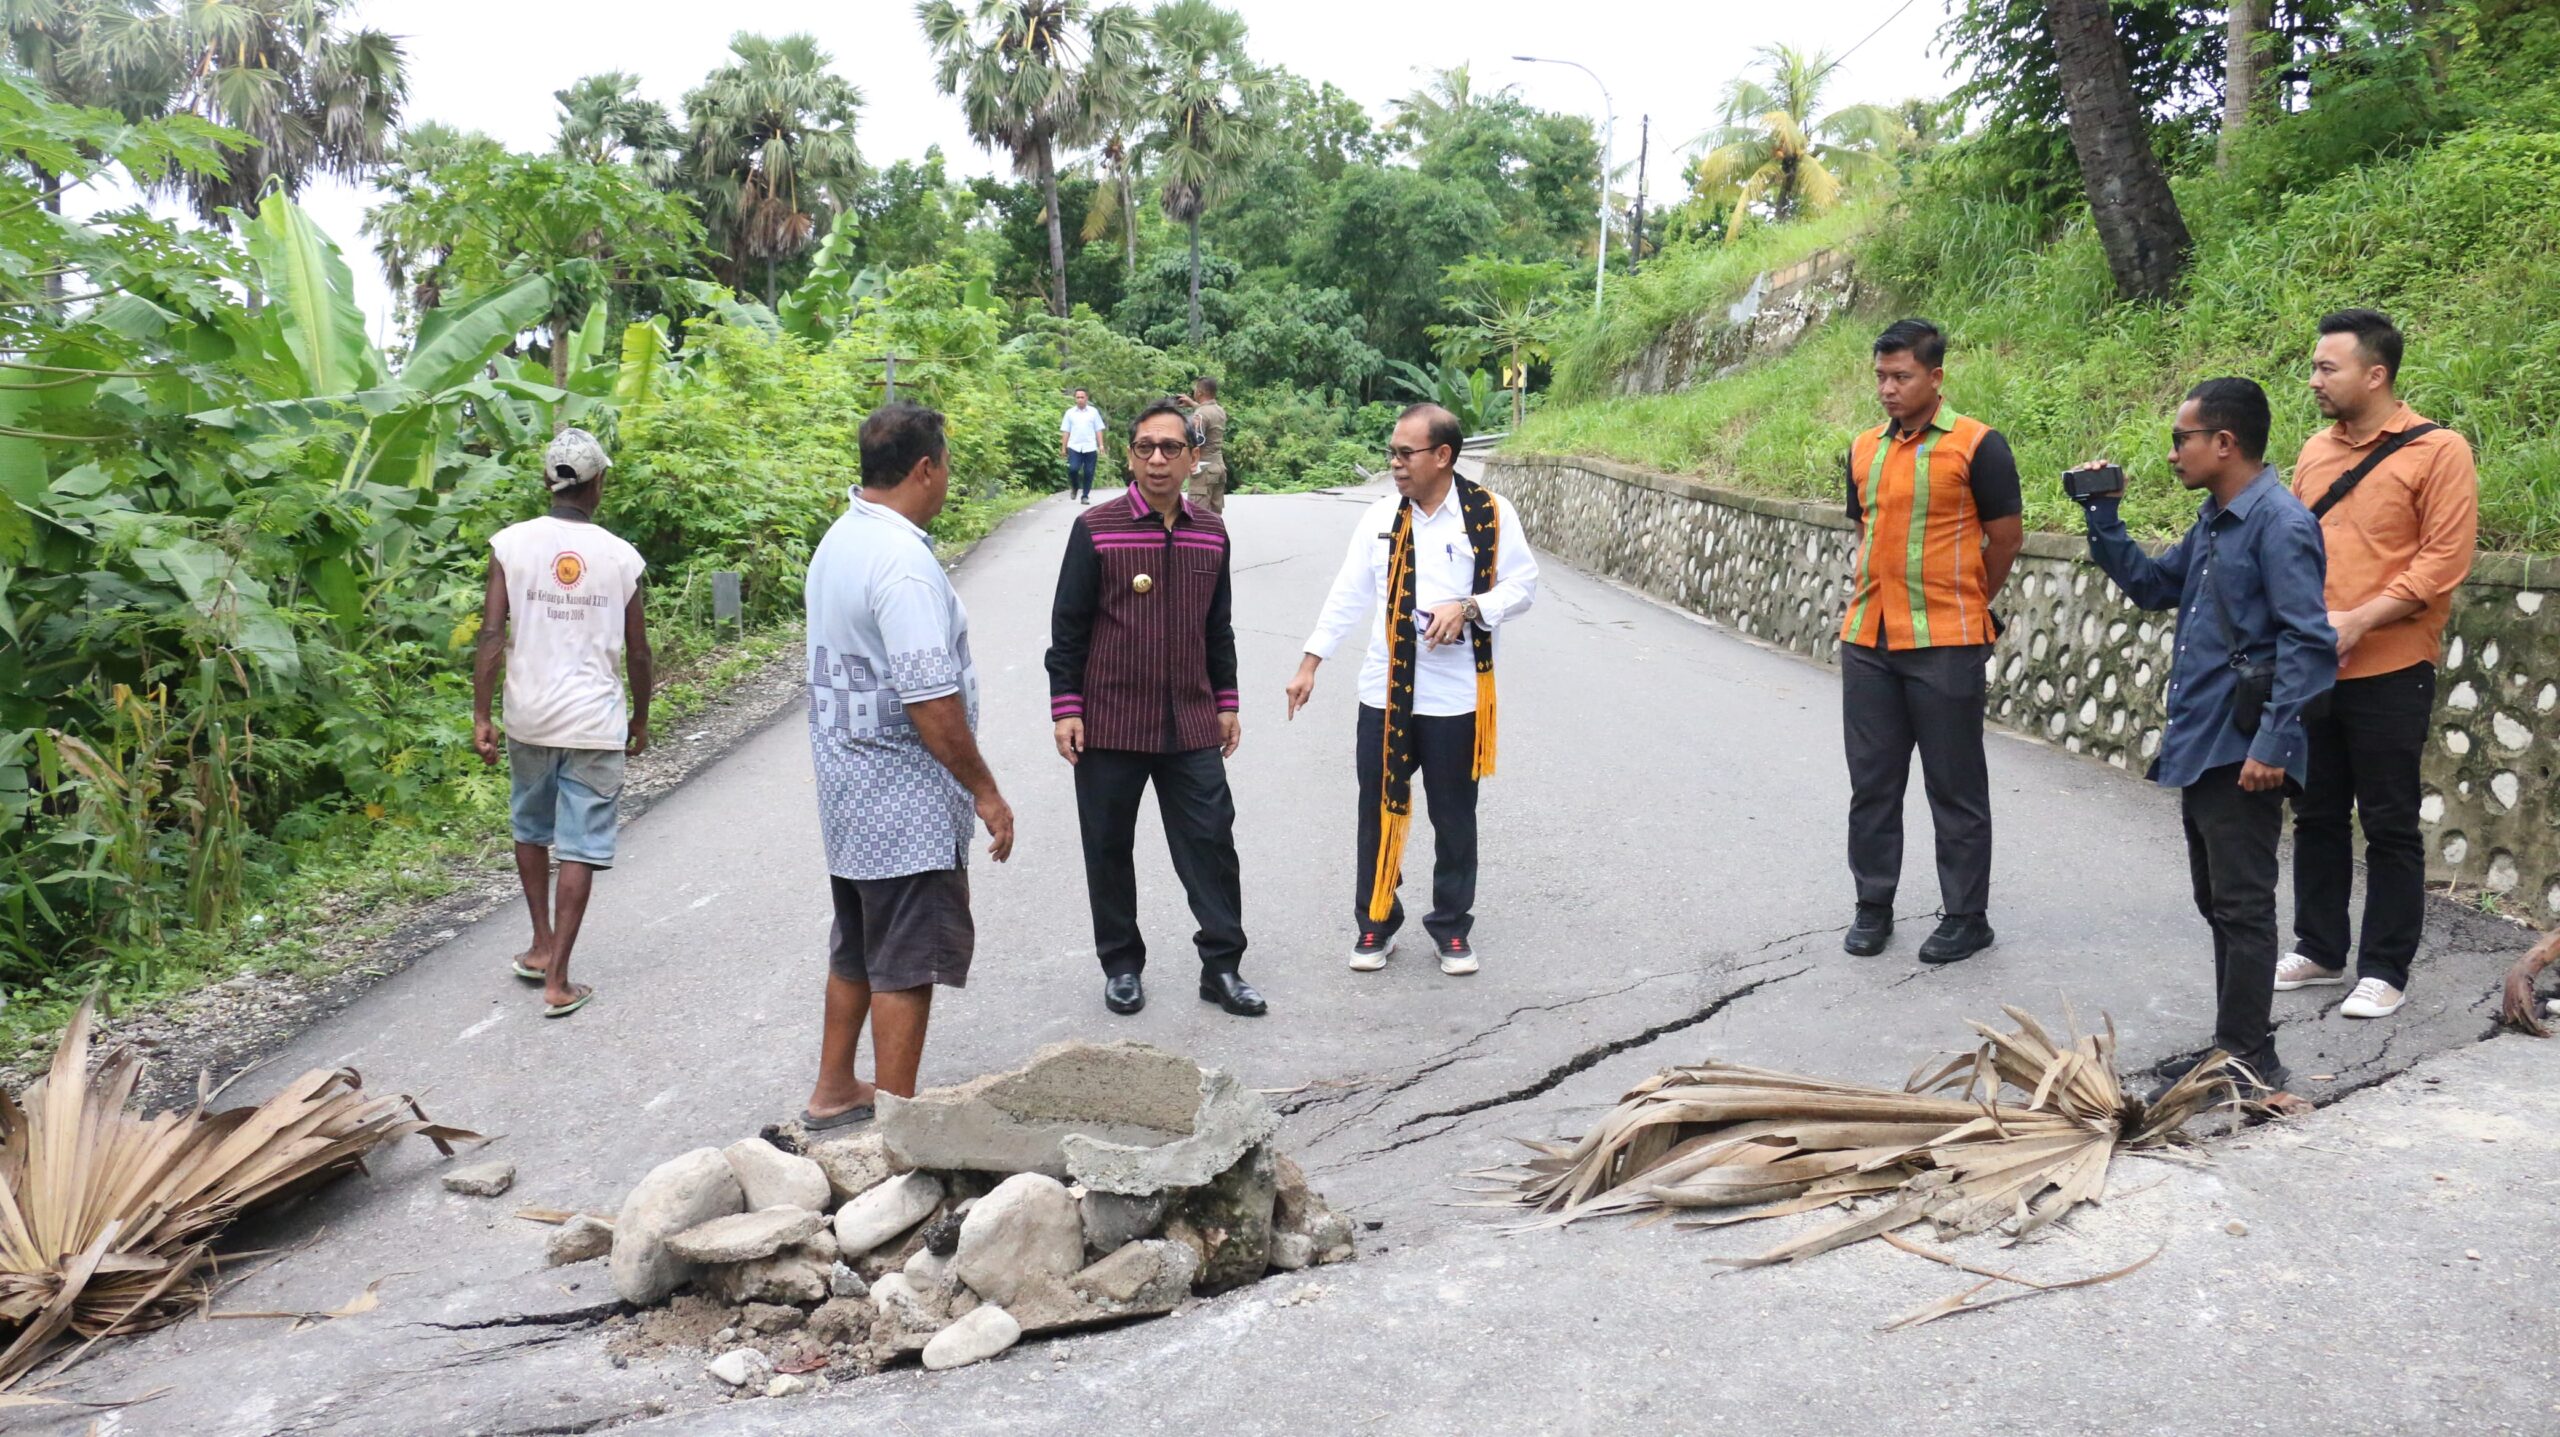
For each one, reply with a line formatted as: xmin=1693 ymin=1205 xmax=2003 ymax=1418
xmin=1609 ymin=249 xmax=1860 ymax=398
xmin=1488 ymin=451 xmax=2560 ymax=914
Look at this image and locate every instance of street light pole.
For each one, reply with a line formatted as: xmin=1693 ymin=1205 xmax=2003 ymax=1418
xmin=1514 ymin=54 xmax=1613 ymax=309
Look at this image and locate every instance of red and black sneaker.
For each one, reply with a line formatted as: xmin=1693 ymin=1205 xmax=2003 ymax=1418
xmin=1437 ymin=935 xmax=1477 ymax=976
xmin=1348 ymin=931 xmax=1395 ymax=971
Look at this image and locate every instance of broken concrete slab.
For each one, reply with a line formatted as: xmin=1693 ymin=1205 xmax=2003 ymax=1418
xmin=665 ymin=1207 xmax=827 ymax=1264
xmin=873 ymin=1040 xmax=1277 ymax=1195
xmin=441 ymin=1160 xmax=515 ymax=1197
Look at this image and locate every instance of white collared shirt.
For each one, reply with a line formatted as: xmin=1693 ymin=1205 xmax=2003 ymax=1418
xmin=1303 ymin=486 xmax=1539 ymax=716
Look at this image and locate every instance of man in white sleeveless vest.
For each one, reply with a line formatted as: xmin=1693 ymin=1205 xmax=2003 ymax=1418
xmin=473 ymin=428 xmax=653 ymax=1019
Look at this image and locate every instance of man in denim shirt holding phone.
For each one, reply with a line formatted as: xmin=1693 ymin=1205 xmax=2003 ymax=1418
xmin=2075 ymin=377 xmax=2336 ymax=1112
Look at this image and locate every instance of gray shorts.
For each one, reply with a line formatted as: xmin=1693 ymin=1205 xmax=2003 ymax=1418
xmin=828 ymin=870 xmax=974 ymax=992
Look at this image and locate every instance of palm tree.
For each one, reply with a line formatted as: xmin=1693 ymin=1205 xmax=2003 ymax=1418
xmin=681 ymin=32 xmax=865 ymax=307
xmin=364 ymin=121 xmax=502 ymax=314
xmin=555 ymin=71 xmax=682 ymax=185
xmin=5 ymin=0 xmax=161 ymax=212
xmin=80 ymin=0 xmax=408 ymax=229
xmin=1685 ymin=43 xmax=1899 ymax=238
xmin=1142 ymin=0 xmax=1269 ymax=346
xmin=1385 ymin=62 xmax=1477 ymax=151
xmin=918 ymin=0 xmax=1146 ymax=319
xmin=1079 ymin=118 xmax=1145 ymax=280
xmin=2047 ymin=0 xmax=2190 ymax=299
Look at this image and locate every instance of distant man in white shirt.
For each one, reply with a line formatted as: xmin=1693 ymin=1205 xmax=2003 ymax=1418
xmin=1286 ymin=403 xmax=1538 ymax=975
xmin=472 ymin=428 xmax=652 ymax=1019
xmin=1061 ymin=388 xmax=1106 ymax=505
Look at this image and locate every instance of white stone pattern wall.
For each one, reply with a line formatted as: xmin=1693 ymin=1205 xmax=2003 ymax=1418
xmin=1490 ymin=453 xmax=2560 ymax=910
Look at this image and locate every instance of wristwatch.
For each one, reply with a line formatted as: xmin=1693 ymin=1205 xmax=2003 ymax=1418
xmin=1460 ymin=597 xmax=1482 ymax=627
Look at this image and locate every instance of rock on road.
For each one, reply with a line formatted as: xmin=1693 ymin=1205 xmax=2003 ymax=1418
xmin=37 ymin=483 xmax=2557 ymax=1436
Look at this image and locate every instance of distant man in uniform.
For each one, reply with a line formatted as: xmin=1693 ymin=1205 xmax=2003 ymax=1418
xmin=2275 ymin=309 xmax=2477 ymax=1019
xmin=1061 ymin=387 xmax=1105 ymax=505
xmin=472 ymin=427 xmax=652 ymax=1020
xmin=1838 ymin=319 xmax=2025 ymax=965
xmin=1176 ymin=375 xmax=1229 ymax=513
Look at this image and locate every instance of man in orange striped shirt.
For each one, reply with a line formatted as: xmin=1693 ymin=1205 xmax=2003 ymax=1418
xmin=1839 ymin=320 xmax=2026 ymax=964
xmin=2275 ymin=309 xmax=2478 ymax=1020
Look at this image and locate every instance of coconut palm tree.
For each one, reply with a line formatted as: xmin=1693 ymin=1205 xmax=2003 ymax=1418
xmin=1385 ymin=62 xmax=1477 ymax=151
xmin=555 ymin=71 xmax=682 ymax=185
xmin=917 ymin=0 xmax=1146 ymax=319
xmin=78 ymin=0 xmax=407 ymax=229
xmin=1142 ymin=0 xmax=1269 ymax=346
xmin=1686 ymin=42 xmax=1899 ymax=237
xmin=681 ymin=31 xmax=865 ymax=306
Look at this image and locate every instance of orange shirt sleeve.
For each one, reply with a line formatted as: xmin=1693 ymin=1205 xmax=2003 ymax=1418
xmin=2380 ymin=435 xmax=2479 ymax=608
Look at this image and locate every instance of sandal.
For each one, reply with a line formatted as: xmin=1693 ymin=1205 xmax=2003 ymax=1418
xmin=543 ymin=985 xmax=595 ymax=1019
xmin=511 ymin=961 xmax=546 ymax=982
xmin=799 ymin=1103 xmax=875 ymax=1133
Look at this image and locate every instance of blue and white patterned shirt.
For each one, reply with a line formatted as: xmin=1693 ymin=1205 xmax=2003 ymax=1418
xmin=804 ymin=493 xmax=979 ymax=879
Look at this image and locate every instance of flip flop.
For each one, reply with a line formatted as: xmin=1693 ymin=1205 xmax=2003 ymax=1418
xmin=799 ymin=1104 xmax=874 ymax=1133
xmin=510 ymin=962 xmax=546 ymax=982
xmin=543 ymin=985 xmax=594 ymax=1019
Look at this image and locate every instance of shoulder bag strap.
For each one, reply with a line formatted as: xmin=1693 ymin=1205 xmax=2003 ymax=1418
xmin=2310 ymin=423 xmax=2441 ymax=518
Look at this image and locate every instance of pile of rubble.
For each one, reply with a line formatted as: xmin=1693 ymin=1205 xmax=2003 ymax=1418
xmin=588 ymin=1041 xmax=1355 ymax=1395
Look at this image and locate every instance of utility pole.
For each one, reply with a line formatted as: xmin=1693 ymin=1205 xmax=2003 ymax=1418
xmin=1515 ymin=55 xmax=1614 ymax=310
xmin=1629 ymin=115 xmax=1649 ymax=276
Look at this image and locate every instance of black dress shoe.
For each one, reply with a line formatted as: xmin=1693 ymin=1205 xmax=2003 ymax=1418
xmin=1198 ymin=971 xmax=1267 ymax=1017
xmin=1104 ymin=972 xmax=1145 ymax=1015
xmin=1918 ymin=913 xmax=1996 ymax=965
xmin=1843 ymin=902 xmax=1893 ymax=956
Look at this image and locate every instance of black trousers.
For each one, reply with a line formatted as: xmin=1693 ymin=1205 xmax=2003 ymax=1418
xmin=1841 ymin=641 xmax=1994 ymax=915
xmin=2183 ymin=763 xmax=2288 ymax=1078
xmin=1353 ymin=704 xmax=1478 ymax=942
xmin=2292 ymin=662 xmax=2434 ymax=988
xmin=1074 ymin=746 xmax=1245 ymax=977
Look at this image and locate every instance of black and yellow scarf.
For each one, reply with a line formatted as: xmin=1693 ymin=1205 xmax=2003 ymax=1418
xmin=1368 ymin=478 xmax=1502 ymax=924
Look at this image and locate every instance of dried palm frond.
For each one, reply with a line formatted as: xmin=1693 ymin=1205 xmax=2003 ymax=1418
xmin=1496 ymin=1007 xmax=2240 ymax=1267
xmin=0 ymin=1001 xmax=476 ymax=1389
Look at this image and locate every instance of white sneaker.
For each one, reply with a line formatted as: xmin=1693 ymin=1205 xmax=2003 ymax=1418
xmin=2339 ymin=977 xmax=2406 ymax=1019
xmin=1436 ymin=936 xmax=1478 ymax=976
xmin=1347 ymin=933 xmax=1395 ymax=972
xmin=2274 ymin=952 xmax=2348 ymax=990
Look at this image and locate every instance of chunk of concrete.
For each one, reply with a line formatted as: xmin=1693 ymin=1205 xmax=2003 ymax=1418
xmin=723 ymin=1138 xmax=831 ymax=1214
xmin=876 ymin=1041 xmax=1275 ymax=1194
xmin=1002 ymin=1238 xmax=1199 ymax=1333
xmin=441 ymin=1160 xmax=515 ymax=1197
xmin=703 ymin=1248 xmax=830 ymax=1306
xmin=666 ymin=1207 xmax=827 ymax=1264
xmin=921 ymin=1303 xmax=1020 ymax=1370
xmin=807 ymin=1131 xmax=908 ymax=1206
xmin=1166 ymin=1144 xmax=1276 ymax=1293
xmin=544 ymin=1214 xmax=613 ymax=1267
xmin=868 ymin=1271 xmax=949 ymax=1353
xmin=807 ymin=1295 xmax=873 ymax=1348
xmin=613 ymin=1149 xmax=745 ymax=1304
xmin=953 ymin=1173 xmax=1084 ymax=1307
xmin=833 ymin=1171 xmax=943 ymax=1259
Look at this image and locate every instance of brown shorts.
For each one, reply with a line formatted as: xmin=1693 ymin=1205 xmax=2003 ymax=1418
xmin=827 ymin=869 xmax=974 ymax=991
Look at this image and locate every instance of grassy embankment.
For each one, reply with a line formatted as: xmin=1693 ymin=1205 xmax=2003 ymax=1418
xmin=1520 ymin=127 xmax=2560 ymax=547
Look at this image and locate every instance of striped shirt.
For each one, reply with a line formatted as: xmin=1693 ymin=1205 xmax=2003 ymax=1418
xmin=1046 ymin=485 xmax=1239 ymax=753
xmin=1840 ymin=405 xmax=2022 ymax=649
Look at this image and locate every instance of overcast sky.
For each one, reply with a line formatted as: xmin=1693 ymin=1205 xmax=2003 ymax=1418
xmin=106 ymin=0 xmax=1959 ymax=334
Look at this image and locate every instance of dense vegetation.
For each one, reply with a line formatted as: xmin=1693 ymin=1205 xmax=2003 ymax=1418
xmin=1520 ymin=0 xmax=2560 ymax=545
xmin=0 ymin=1 xmax=1638 ymax=1049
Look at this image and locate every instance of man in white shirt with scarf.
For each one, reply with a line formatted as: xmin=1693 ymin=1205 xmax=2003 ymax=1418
xmin=1286 ymin=404 xmax=1539 ymax=975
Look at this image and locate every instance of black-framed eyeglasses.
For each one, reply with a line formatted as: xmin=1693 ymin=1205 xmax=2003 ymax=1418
xmin=1130 ymin=439 xmax=1192 ymax=458
xmin=1386 ymin=444 xmax=1444 ymax=462
xmin=2170 ymin=426 xmax=2222 ymax=447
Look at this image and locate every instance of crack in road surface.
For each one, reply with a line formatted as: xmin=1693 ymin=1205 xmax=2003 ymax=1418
xmin=408 ymin=1298 xmax=629 ymax=1332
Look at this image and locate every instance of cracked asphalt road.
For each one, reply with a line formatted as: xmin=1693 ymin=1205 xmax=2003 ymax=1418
xmin=34 ymin=482 xmax=2555 ymax=1436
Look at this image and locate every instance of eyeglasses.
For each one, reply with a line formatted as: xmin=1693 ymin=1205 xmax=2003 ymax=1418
xmin=1386 ymin=445 xmax=1445 ymax=462
xmin=1129 ymin=439 xmax=1192 ymax=458
xmin=2170 ymin=427 xmax=2222 ymax=447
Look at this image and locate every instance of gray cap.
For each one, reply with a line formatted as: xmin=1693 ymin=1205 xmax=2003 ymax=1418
xmin=544 ymin=428 xmax=611 ymax=491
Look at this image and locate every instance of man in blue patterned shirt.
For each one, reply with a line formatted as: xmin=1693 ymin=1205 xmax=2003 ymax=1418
xmin=799 ymin=403 xmax=1016 ymax=1133
xmin=2077 ymin=378 xmax=2335 ymax=1114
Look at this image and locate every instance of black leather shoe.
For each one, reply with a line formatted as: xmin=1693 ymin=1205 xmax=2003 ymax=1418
xmin=1104 ymin=973 xmax=1145 ymax=1015
xmin=1199 ymin=971 xmax=1267 ymax=1017
xmin=1918 ymin=913 xmax=1995 ymax=965
xmin=1843 ymin=902 xmax=1893 ymax=956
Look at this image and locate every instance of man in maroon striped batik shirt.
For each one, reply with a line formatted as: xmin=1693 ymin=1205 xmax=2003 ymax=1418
xmin=1046 ymin=399 xmax=1265 ymax=1019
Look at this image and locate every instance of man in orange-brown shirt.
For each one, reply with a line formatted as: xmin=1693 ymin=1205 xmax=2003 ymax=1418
xmin=2274 ymin=309 xmax=2477 ymax=1019
xmin=1838 ymin=319 xmax=2026 ymax=965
